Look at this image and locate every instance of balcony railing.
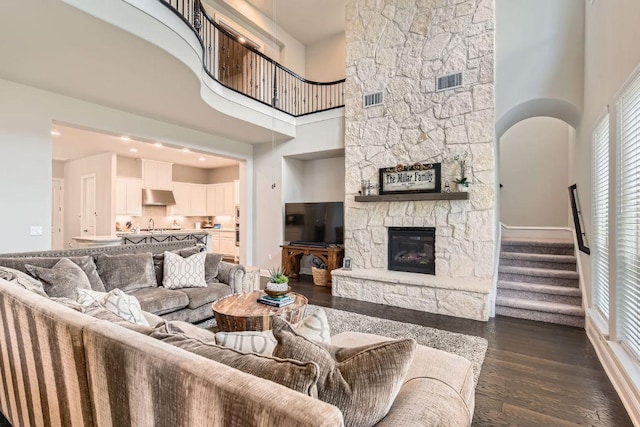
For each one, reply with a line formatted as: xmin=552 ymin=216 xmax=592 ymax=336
xmin=160 ymin=0 xmax=345 ymax=117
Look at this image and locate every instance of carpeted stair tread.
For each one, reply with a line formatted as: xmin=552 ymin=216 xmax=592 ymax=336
xmin=498 ymin=280 xmax=582 ymax=296
xmin=501 ymin=239 xmax=575 ymax=255
xmin=496 ymin=296 xmax=584 ymax=317
xmin=501 ymin=238 xmax=574 ymax=248
xmin=495 ymin=306 xmax=584 ymax=328
xmin=499 ymin=265 xmax=579 ymax=280
xmin=499 ymin=252 xmax=576 ymax=264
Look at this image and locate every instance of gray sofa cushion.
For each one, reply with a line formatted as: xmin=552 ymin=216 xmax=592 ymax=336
xmin=97 ymin=252 xmax=156 ymax=292
xmin=151 ymin=322 xmax=320 ymax=396
xmin=25 ymin=258 xmax=92 ymax=299
xmin=179 ymin=283 xmax=232 ymax=309
xmin=0 ymin=255 xmax=105 ymax=292
xmin=272 ymin=317 xmax=417 ymax=427
xmin=126 ymin=287 xmax=189 ymax=315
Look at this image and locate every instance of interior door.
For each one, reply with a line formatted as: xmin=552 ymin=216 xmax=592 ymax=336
xmin=81 ymin=174 xmax=96 ymax=236
xmin=51 ymin=179 xmax=64 ymax=249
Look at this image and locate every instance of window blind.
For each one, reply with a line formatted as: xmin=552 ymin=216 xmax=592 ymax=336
xmin=592 ymin=114 xmax=610 ymax=319
xmin=616 ymin=71 xmax=640 ymax=360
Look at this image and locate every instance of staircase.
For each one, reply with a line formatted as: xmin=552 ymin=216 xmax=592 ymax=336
xmin=496 ymin=238 xmax=584 ymax=327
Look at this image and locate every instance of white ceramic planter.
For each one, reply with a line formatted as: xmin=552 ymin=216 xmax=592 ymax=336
xmin=457 ymin=184 xmax=470 ymax=192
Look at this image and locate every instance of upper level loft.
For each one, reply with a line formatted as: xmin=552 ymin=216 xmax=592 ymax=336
xmin=160 ymin=0 xmax=345 ymax=117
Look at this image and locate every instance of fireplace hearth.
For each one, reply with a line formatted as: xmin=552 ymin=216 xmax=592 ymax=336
xmin=388 ymin=227 xmax=435 ymax=275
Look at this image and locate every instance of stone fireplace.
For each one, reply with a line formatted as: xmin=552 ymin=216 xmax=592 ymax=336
xmin=331 ymin=0 xmax=497 ymax=321
xmin=388 ymin=227 xmax=435 ymax=275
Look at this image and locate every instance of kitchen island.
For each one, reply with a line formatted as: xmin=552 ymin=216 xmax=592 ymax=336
xmin=117 ymin=230 xmax=209 ymax=247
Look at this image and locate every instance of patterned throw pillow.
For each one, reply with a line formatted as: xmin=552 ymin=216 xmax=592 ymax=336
xmin=215 ymin=308 xmax=332 ymax=355
xmin=25 ymin=258 xmax=92 ymax=299
xmin=0 ymin=266 xmax=47 ymax=297
xmin=77 ymin=288 xmax=150 ymax=327
xmin=272 ymin=317 xmax=416 ymax=427
xmin=162 ymin=251 xmax=207 ymax=289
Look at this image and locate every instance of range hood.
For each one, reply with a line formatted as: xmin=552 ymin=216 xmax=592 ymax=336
xmin=142 ymin=189 xmax=176 ymax=206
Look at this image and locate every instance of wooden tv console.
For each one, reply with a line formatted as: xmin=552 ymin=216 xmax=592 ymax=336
xmin=281 ymin=244 xmax=344 ymax=285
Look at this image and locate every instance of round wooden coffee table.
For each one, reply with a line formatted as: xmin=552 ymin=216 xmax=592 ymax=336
xmin=212 ymin=290 xmax=308 ymax=332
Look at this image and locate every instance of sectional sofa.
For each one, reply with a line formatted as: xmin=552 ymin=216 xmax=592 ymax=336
xmin=0 ymin=241 xmax=476 ymax=426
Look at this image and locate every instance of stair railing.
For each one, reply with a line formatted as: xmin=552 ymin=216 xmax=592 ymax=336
xmin=160 ymin=0 xmax=345 ymax=117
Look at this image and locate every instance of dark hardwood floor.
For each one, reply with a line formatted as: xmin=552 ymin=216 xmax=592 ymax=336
xmin=1 ymin=277 xmax=632 ymax=426
xmin=288 ymin=275 xmax=633 ymax=427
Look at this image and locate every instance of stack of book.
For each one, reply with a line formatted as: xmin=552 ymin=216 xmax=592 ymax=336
xmin=257 ymin=294 xmax=295 ymax=308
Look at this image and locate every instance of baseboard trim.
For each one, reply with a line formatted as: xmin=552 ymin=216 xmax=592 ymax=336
xmin=586 ymin=317 xmax=640 ymax=426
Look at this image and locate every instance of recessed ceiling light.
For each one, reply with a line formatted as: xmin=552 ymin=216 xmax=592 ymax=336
xmin=51 ymin=130 xmax=61 ymax=136
xmin=153 ymin=142 xmax=163 ymax=148
xmin=198 ymin=157 xmax=206 ymax=161
xmin=181 ymin=148 xmax=190 ymax=153
xmin=238 ymin=36 xmax=246 ymax=43
xmin=129 ymin=148 xmax=138 ymax=153
xmin=121 ymin=136 xmax=130 ymax=141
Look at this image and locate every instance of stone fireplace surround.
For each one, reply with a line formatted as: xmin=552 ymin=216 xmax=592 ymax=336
xmin=333 ymin=0 xmax=497 ymax=322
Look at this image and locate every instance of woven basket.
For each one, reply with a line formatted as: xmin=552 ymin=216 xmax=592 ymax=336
xmin=311 ymin=267 xmax=330 ymax=287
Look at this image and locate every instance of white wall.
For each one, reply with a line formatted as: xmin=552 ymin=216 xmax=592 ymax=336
xmin=64 ymin=153 xmax=116 ymax=247
xmin=52 ymin=160 xmax=65 ymax=179
xmin=0 ymin=78 xmax=252 ymax=254
xmin=208 ymin=165 xmax=240 ymax=183
xmin=253 ymin=114 xmax=345 ymax=269
xmin=301 ymin=157 xmax=345 ymax=202
xmin=204 ymin=0 xmax=306 ymax=76
xmin=496 ymin=0 xmax=584 ymax=131
xmin=305 ymin=33 xmax=346 ymax=82
xmin=500 ymin=117 xmax=570 ymax=227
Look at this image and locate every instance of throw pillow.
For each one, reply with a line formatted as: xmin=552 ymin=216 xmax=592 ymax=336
xmin=272 ymin=317 xmax=416 ymax=427
xmin=215 ymin=308 xmax=332 ymax=355
xmin=25 ymin=258 xmax=92 ymax=299
xmin=0 ymin=266 xmax=47 ymax=297
xmin=83 ymin=303 xmax=153 ymax=335
xmin=162 ymin=251 xmax=207 ymax=289
xmin=176 ymin=247 xmax=224 ymax=283
xmin=96 ymin=252 xmax=157 ymax=292
xmin=151 ymin=322 xmax=319 ymax=396
xmin=77 ymin=288 xmax=150 ymax=327
xmin=0 ymin=256 xmax=106 ymax=292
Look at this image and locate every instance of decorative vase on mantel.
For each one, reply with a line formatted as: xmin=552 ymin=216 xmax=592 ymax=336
xmin=457 ymin=183 xmax=470 ymax=193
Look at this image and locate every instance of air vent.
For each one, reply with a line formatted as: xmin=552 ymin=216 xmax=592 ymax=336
xmin=436 ymin=72 xmax=463 ymax=92
xmin=363 ymin=91 xmax=384 ymax=108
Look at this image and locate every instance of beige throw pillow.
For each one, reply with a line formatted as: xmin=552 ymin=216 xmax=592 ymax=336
xmin=162 ymin=251 xmax=207 ymax=289
xmin=272 ymin=317 xmax=416 ymax=427
xmin=151 ymin=321 xmax=320 ymax=396
xmin=215 ymin=308 xmax=332 ymax=355
xmin=0 ymin=266 xmax=47 ymax=297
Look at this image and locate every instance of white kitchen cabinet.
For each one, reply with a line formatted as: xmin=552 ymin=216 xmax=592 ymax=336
xmin=168 ymin=182 xmax=190 ymax=215
xmin=190 ymin=184 xmax=207 ymax=216
xmin=209 ymin=230 xmax=235 ymax=256
xmin=234 ymin=179 xmax=240 ymax=206
xmin=140 ymin=159 xmax=173 ymax=190
xmin=116 ymin=177 xmax=142 ymax=216
xmin=206 ymin=182 xmax=235 ymax=216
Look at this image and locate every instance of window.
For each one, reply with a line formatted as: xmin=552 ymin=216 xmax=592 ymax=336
xmin=616 ymin=71 xmax=640 ymax=359
xmin=592 ymin=114 xmax=610 ymax=319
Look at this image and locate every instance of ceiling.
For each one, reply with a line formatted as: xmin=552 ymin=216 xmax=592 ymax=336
xmin=0 ymin=0 xmax=286 ymax=144
xmin=52 ymin=124 xmax=239 ymax=169
xmin=244 ymin=0 xmax=345 ymax=45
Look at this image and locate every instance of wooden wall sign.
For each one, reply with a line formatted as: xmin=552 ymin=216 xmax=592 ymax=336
xmin=379 ymin=163 xmax=441 ymax=195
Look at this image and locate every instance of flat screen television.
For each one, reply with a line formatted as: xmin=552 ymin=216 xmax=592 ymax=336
xmin=284 ymin=202 xmax=344 ymax=246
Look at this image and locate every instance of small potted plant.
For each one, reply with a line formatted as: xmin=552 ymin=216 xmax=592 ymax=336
xmin=265 ymin=266 xmax=290 ymax=296
xmin=453 ymin=152 xmax=470 ymax=192
xmin=454 ymin=177 xmax=470 ymax=192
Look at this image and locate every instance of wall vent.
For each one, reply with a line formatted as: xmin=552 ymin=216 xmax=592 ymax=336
xmin=436 ymin=72 xmax=463 ymax=92
xmin=363 ymin=91 xmax=384 ymax=108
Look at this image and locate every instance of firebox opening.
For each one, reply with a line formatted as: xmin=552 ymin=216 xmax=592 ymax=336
xmin=388 ymin=227 xmax=436 ymax=275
